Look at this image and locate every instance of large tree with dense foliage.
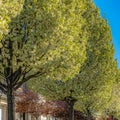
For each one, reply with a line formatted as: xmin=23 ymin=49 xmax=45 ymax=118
xmin=73 ymin=1 xmax=118 ymax=119
xmin=29 ymin=1 xmax=118 ymax=120
xmin=0 ymin=0 xmax=89 ymax=120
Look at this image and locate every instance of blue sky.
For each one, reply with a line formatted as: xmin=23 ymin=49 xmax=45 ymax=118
xmin=93 ymin=0 xmax=120 ymax=68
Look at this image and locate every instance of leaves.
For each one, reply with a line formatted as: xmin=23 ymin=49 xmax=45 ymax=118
xmin=29 ymin=0 xmax=118 ymax=118
xmin=15 ymin=90 xmax=87 ymax=120
xmin=0 ymin=0 xmax=88 ymax=87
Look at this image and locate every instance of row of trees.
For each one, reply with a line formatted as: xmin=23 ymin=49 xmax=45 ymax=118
xmin=28 ymin=1 xmax=118 ymax=120
xmin=0 ymin=0 xmax=119 ymax=120
xmin=15 ymin=90 xmax=88 ymax=120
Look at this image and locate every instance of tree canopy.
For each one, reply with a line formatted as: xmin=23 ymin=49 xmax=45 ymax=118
xmin=0 ymin=1 xmax=90 ymax=120
xmin=28 ymin=1 xmax=118 ymax=120
xmin=0 ymin=0 xmax=88 ymax=91
xmin=74 ymin=1 xmax=118 ymax=115
xmin=0 ymin=1 xmax=119 ymax=120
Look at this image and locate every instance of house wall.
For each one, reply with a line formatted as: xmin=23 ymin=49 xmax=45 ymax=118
xmin=0 ymin=98 xmax=61 ymax=120
xmin=0 ymin=96 xmax=7 ymax=120
xmin=0 ymin=94 xmax=61 ymax=120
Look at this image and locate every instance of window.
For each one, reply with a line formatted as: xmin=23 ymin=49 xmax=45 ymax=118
xmin=41 ymin=115 xmax=47 ymax=120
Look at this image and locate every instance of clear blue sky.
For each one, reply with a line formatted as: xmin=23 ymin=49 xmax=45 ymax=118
xmin=93 ymin=0 xmax=120 ymax=68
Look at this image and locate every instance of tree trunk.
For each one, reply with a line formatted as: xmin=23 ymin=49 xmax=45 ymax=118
xmin=69 ymin=100 xmax=74 ymax=120
xmin=86 ymin=109 xmax=92 ymax=120
xmin=7 ymin=88 xmax=14 ymax=120
xmin=23 ymin=113 xmax=25 ymax=120
xmin=87 ymin=114 xmax=91 ymax=120
xmin=36 ymin=117 xmax=38 ymax=120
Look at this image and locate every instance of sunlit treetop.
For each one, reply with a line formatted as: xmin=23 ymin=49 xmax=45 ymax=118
xmin=28 ymin=0 xmax=118 ymax=115
xmin=0 ymin=0 xmax=90 ymax=92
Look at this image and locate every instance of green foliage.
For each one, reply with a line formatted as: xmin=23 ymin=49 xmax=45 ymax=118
xmin=0 ymin=0 xmax=118 ymax=119
xmin=105 ymin=70 xmax=120 ymax=119
xmin=0 ymin=0 xmax=88 ymax=89
xmin=0 ymin=0 xmax=23 ymax=42
xmin=0 ymin=1 xmax=88 ymax=120
xmin=1 ymin=1 xmax=118 ymax=120
xmin=29 ymin=0 xmax=118 ymax=117
xmin=73 ymin=1 xmax=118 ymax=114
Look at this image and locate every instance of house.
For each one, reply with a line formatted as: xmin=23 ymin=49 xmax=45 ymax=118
xmin=0 ymin=85 xmax=87 ymax=120
xmin=0 ymin=94 xmax=7 ymax=120
xmin=0 ymin=87 xmax=61 ymax=120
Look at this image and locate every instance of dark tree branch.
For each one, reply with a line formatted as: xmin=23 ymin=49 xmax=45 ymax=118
xmin=0 ymin=86 xmax=7 ymax=94
xmin=14 ymin=71 xmax=46 ymax=90
xmin=10 ymin=67 xmax=22 ymax=84
xmin=14 ymin=58 xmax=62 ymax=90
xmin=0 ymin=82 xmax=7 ymax=94
xmin=0 ymin=83 xmax=7 ymax=89
xmin=0 ymin=71 xmax=5 ymax=78
xmin=12 ymin=68 xmax=31 ymax=87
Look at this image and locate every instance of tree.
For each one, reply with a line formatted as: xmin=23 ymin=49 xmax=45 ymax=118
xmin=15 ymin=90 xmax=88 ymax=120
xmin=29 ymin=1 xmax=118 ymax=120
xmin=73 ymin=1 xmax=118 ymax=119
xmin=74 ymin=1 xmax=118 ymax=119
xmin=15 ymin=90 xmax=42 ymax=120
xmin=29 ymin=78 xmax=95 ymax=120
xmin=0 ymin=0 xmax=89 ymax=120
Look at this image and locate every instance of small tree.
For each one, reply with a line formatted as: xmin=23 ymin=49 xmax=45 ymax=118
xmin=15 ymin=90 xmax=42 ymax=120
xmin=16 ymin=90 xmax=87 ymax=120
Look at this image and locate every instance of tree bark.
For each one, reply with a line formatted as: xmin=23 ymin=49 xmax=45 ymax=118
xmin=23 ymin=113 xmax=25 ymax=120
xmin=86 ymin=109 xmax=92 ymax=120
xmin=69 ymin=100 xmax=74 ymax=120
xmin=7 ymin=88 xmax=14 ymax=120
xmin=36 ymin=117 xmax=39 ymax=120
